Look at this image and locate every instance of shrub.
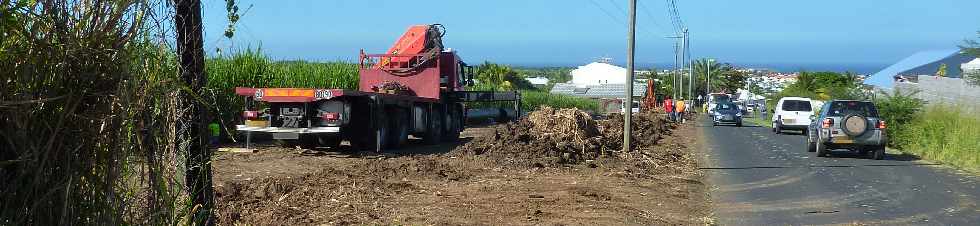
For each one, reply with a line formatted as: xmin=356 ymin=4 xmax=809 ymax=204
xmin=874 ymin=89 xmax=925 ymax=149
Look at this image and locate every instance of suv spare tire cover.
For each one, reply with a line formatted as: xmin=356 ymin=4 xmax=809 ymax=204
xmin=842 ymin=114 xmax=868 ymax=136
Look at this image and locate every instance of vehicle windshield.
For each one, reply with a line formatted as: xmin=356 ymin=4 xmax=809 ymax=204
xmin=716 ymin=103 xmax=737 ymax=111
xmin=827 ymin=101 xmax=878 ymax=117
xmin=781 ymin=100 xmax=812 ymax=111
xmin=711 ymin=95 xmax=731 ymax=103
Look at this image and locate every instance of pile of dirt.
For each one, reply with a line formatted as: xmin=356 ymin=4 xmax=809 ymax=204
xmin=600 ymin=112 xmax=674 ymax=150
xmin=452 ymin=107 xmax=675 ymax=167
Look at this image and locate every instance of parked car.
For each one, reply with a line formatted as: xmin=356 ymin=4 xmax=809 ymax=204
xmin=621 ymin=100 xmax=641 ymax=113
xmin=771 ymin=97 xmax=814 ymax=134
xmin=746 ymin=103 xmax=757 ymax=113
xmin=712 ymin=102 xmax=743 ymax=127
xmin=806 ymin=100 xmax=888 ymax=159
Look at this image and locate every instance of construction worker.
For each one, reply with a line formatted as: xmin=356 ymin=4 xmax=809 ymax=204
xmin=664 ymin=96 xmax=675 ymax=122
xmin=676 ymin=98 xmax=686 ymax=123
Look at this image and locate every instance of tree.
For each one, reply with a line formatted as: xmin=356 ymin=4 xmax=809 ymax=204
xmin=175 ymin=0 xmax=214 ymax=224
xmin=473 ymin=62 xmax=534 ymax=91
xmin=692 ymin=59 xmax=724 ymax=96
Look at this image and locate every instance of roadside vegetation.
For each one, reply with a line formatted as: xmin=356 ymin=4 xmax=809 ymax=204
xmin=468 ymin=62 xmax=601 ymax=112
xmin=897 ymin=104 xmax=979 ymax=171
xmin=1 ymin=1 xmax=193 ymax=224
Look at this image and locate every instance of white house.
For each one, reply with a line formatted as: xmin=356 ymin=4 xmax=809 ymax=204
xmin=524 ymin=76 xmax=550 ymax=86
xmin=570 ymin=62 xmax=628 ymax=85
xmin=962 ymin=58 xmax=980 ymax=74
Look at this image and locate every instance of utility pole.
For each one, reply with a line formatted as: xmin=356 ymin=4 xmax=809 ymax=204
xmin=666 ymin=34 xmax=682 ymax=99
xmin=624 ymin=0 xmax=637 ymax=152
xmin=670 ymin=42 xmax=681 ymax=98
xmin=679 ymin=33 xmax=685 ymax=99
xmin=175 ymin=0 xmax=213 ymax=224
xmin=685 ymin=28 xmax=693 ymax=101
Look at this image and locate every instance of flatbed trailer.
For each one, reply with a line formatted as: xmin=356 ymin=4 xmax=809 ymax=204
xmin=234 ymin=24 xmax=520 ymax=151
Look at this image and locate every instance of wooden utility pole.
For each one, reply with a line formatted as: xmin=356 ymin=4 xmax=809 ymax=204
xmin=175 ymin=0 xmax=213 ymax=224
xmin=624 ymin=0 xmax=636 ymax=152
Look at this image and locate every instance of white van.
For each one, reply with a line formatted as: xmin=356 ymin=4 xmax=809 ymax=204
xmin=772 ymin=97 xmax=814 ymax=134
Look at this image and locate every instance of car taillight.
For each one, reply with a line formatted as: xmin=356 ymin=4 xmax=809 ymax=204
xmin=242 ymin=111 xmax=260 ymax=119
xmin=878 ymin=120 xmax=886 ymax=129
xmin=321 ymin=112 xmax=340 ymax=121
xmin=822 ymin=118 xmax=833 ymax=128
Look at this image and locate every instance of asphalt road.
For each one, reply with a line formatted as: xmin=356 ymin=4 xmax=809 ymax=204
xmin=700 ymin=117 xmax=980 ymax=225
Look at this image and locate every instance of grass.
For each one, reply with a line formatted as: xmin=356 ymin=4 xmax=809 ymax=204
xmin=744 ymin=115 xmax=772 ymax=127
xmin=520 ymin=91 xmax=601 ymax=113
xmin=465 ymin=90 xmax=601 ymax=114
xmin=897 ymin=104 xmax=980 ymax=172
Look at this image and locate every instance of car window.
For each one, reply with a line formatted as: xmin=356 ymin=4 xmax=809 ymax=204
xmin=712 ymin=95 xmax=730 ymax=103
xmin=716 ymin=103 xmax=736 ymax=110
xmin=781 ymin=100 xmax=812 ymax=111
xmin=827 ymin=101 xmax=878 ymax=117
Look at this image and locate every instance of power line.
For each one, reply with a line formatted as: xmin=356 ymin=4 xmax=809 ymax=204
xmin=588 ymin=0 xmax=627 ymax=27
xmin=637 ymin=0 xmax=669 ymax=34
xmin=592 ymin=0 xmax=664 ymax=39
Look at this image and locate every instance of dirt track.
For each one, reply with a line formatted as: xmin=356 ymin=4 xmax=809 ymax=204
xmin=213 ymin=111 xmax=711 ymax=225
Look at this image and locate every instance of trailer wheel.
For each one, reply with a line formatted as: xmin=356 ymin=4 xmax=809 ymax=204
xmin=423 ymin=105 xmax=443 ymax=145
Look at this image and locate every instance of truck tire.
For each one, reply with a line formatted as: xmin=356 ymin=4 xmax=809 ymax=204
xmin=279 ymin=135 xmax=317 ymax=149
xmin=387 ymin=108 xmax=409 ymax=148
xmin=353 ymin=114 xmax=388 ymax=152
xmin=871 ymin=145 xmax=886 ymax=160
xmin=443 ymin=106 xmax=461 ymax=142
xmin=816 ymin=141 xmax=829 ymax=157
xmin=317 ymin=135 xmax=342 ymax=149
xmin=422 ymin=105 xmax=443 ymax=145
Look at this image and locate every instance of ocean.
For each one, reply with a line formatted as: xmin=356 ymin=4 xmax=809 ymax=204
xmin=514 ymin=62 xmax=890 ymax=75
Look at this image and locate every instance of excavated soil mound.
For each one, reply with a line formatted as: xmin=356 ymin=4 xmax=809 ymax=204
xmin=452 ymin=107 xmax=674 ymax=167
xmin=600 ymin=112 xmax=674 ymax=150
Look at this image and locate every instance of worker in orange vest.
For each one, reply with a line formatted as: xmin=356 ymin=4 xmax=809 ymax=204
xmin=676 ymin=98 xmax=686 ymax=123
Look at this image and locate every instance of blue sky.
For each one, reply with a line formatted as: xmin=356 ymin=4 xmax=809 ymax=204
xmin=201 ymin=0 xmax=979 ymax=68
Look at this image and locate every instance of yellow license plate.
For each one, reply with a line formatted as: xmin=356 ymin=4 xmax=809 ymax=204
xmin=245 ymin=120 xmax=269 ymax=127
xmin=833 ymin=137 xmax=854 ymax=144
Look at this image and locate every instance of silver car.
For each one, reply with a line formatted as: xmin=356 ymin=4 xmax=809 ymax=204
xmin=806 ymin=100 xmax=888 ymax=159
